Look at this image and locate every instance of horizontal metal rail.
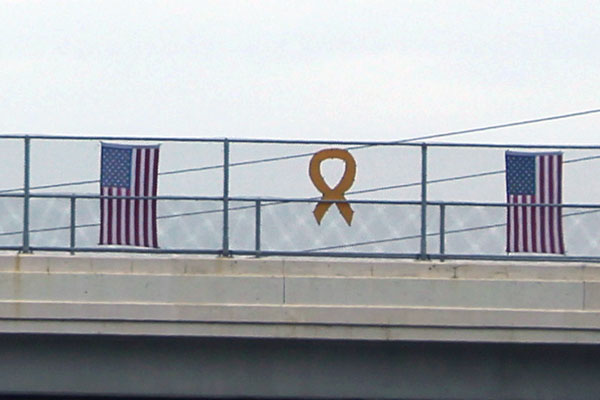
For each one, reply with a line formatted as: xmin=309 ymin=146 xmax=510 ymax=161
xmin=3 ymin=192 xmax=600 ymax=208
xmin=2 ymin=193 xmax=599 ymax=260
xmin=0 ymin=133 xmax=599 ymax=149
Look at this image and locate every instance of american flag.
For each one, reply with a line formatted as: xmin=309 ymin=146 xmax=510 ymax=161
xmin=505 ymin=151 xmax=564 ymax=254
xmin=100 ymin=143 xmax=160 ymax=248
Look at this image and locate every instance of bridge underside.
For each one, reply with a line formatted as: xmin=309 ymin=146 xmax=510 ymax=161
xmin=1 ymin=334 xmax=600 ymax=399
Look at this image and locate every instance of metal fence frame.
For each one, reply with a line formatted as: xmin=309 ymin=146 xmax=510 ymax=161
xmin=3 ymin=134 xmax=600 ymax=262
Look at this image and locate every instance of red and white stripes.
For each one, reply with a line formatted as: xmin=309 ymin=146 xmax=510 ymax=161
xmin=100 ymin=146 xmax=159 ymax=248
xmin=507 ymin=153 xmax=564 ymax=254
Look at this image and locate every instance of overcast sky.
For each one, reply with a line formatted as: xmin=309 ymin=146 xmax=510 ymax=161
xmin=1 ymin=0 xmax=599 ymax=144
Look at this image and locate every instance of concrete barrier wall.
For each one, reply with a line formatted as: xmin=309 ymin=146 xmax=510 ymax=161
xmin=1 ymin=253 xmax=600 ymax=343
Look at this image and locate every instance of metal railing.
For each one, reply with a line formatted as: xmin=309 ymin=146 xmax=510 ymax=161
xmin=1 ymin=134 xmax=600 ymax=262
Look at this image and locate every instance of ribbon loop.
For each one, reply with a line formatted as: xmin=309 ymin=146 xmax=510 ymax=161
xmin=309 ymin=148 xmax=356 ymax=226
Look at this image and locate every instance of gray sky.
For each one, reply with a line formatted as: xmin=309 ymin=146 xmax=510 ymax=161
xmin=1 ymin=0 xmax=600 ymax=256
xmin=1 ymin=0 xmax=599 ymax=143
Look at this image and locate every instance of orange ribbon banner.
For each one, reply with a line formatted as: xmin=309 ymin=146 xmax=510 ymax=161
xmin=309 ymin=148 xmax=356 ymax=226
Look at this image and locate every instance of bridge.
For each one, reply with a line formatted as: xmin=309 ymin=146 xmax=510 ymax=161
xmin=1 ymin=253 xmax=600 ymax=399
xmin=2 ymin=136 xmax=600 ymax=398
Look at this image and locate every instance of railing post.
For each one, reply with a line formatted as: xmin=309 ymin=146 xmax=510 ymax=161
xmin=439 ymin=203 xmax=445 ymax=260
xmin=222 ymin=138 xmax=230 ymax=257
xmin=419 ymin=143 xmax=428 ymax=260
xmin=255 ymin=200 xmax=261 ymax=257
xmin=22 ymin=137 xmax=31 ymax=253
xmin=70 ymin=196 xmax=76 ymax=255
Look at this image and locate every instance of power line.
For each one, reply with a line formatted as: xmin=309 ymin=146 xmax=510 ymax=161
xmin=348 ymin=153 xmax=600 ymax=196
xmin=3 ymin=152 xmax=598 ymax=198
xmin=1 ymin=153 xmax=599 ymax=239
xmin=304 ymin=209 xmax=600 ymax=252
xmin=387 ymin=108 xmax=600 ymax=143
xmin=4 ymin=206 xmax=599 ymax=256
xmin=1 ymin=108 xmax=598 ymax=194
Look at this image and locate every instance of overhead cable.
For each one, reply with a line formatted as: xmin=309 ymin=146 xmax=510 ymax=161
xmin=1 ymin=108 xmax=598 ymax=194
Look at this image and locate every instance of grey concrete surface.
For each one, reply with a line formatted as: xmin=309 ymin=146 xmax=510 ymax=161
xmin=1 ymin=253 xmax=600 ymax=344
xmin=1 ymin=334 xmax=600 ymax=399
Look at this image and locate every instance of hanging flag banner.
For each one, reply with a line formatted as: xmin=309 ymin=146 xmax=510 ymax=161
xmin=505 ymin=151 xmax=565 ymax=254
xmin=100 ymin=142 xmax=160 ymax=248
xmin=309 ymin=148 xmax=356 ymax=226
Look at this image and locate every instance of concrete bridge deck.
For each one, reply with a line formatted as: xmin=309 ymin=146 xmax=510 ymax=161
xmin=2 ymin=253 xmax=600 ymax=399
